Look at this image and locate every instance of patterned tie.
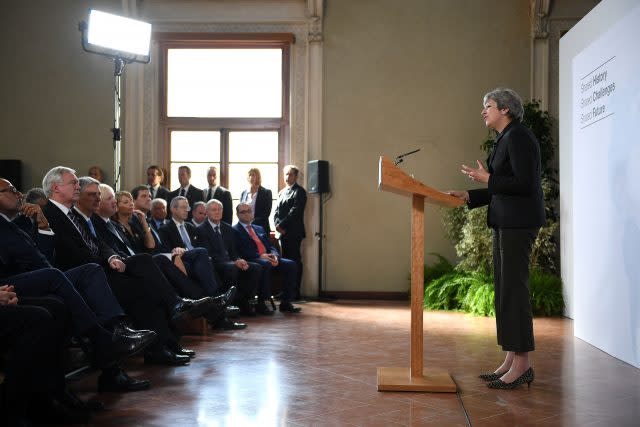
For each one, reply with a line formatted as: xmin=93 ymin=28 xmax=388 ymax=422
xmin=246 ymin=225 xmax=266 ymax=255
xmin=179 ymin=224 xmax=194 ymax=250
xmin=106 ymin=221 xmax=135 ymax=256
xmin=179 ymin=188 xmax=186 ymax=197
xmin=67 ymin=210 xmax=99 ymax=256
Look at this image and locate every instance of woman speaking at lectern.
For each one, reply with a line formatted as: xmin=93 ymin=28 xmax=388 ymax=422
xmin=448 ymin=88 xmax=545 ymax=389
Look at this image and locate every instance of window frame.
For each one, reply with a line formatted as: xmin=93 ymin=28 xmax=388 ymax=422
xmin=156 ymin=32 xmax=292 ymax=189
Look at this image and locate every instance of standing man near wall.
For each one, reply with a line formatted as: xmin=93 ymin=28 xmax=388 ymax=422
xmin=274 ymin=165 xmax=306 ymax=300
xmin=203 ymin=166 xmax=233 ymax=225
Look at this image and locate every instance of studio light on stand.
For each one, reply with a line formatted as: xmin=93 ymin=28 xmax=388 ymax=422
xmin=79 ymin=10 xmax=151 ymax=190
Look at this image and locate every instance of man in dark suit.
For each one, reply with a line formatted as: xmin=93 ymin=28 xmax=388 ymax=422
xmin=0 ymin=177 xmax=156 ymax=392
xmin=150 ymin=197 xmax=170 ymax=230
xmin=105 ymin=184 xmax=226 ymax=303
xmin=41 ymin=167 xmax=219 ymax=366
xmin=234 ymin=202 xmax=300 ymax=313
xmin=274 ymin=164 xmax=307 ymax=299
xmin=169 ymin=165 xmax=203 ymax=220
xmin=147 ymin=165 xmax=171 ymax=203
xmin=159 ymin=196 xmax=247 ymax=330
xmin=196 ymin=199 xmax=262 ymax=315
xmin=203 ymin=166 xmax=233 ymax=225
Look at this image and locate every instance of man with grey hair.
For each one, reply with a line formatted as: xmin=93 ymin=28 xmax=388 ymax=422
xmin=196 ymin=198 xmax=262 ymax=316
xmin=160 ymin=196 xmax=247 ymax=330
xmin=43 ymin=168 xmax=221 ymax=366
xmin=1 ymin=175 xmax=157 ymax=392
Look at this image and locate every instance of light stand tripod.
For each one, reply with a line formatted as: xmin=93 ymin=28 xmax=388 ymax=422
xmin=112 ymin=58 xmax=126 ymax=191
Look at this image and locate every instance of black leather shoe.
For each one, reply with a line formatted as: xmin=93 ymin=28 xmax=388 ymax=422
xmin=211 ymin=286 xmax=237 ymax=308
xmin=172 ymin=296 xmax=218 ymax=320
xmin=177 ymin=347 xmax=196 ymax=357
xmin=113 ymin=323 xmax=155 ymax=340
xmin=95 ymin=329 xmax=157 ymax=367
xmin=144 ymin=348 xmax=191 ymax=366
xmin=97 ymin=368 xmax=151 ymax=392
xmin=225 ymin=305 xmax=240 ymax=317
xmin=279 ymin=302 xmax=301 ymax=313
xmin=215 ymin=317 xmax=247 ymax=330
xmin=255 ymin=301 xmax=274 ymax=316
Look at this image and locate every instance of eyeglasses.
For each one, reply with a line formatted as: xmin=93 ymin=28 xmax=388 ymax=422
xmin=237 ymin=210 xmax=251 ymax=214
xmin=0 ymin=186 xmax=19 ymax=194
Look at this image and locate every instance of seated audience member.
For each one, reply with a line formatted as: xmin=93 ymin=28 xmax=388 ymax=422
xmin=87 ymin=166 xmax=105 ymax=183
xmin=0 ymin=177 xmax=156 ymax=392
xmin=150 ymin=197 xmax=169 ymax=230
xmin=146 ymin=165 xmax=171 ymax=202
xmin=191 ymin=201 xmax=207 ymax=227
xmin=203 ymin=166 xmax=233 ymax=225
xmin=106 ymin=185 xmax=225 ymax=304
xmin=233 ymin=203 xmax=300 ymax=313
xmin=240 ymin=168 xmax=273 ymax=234
xmin=160 ymin=196 xmax=246 ymax=330
xmin=42 ymin=168 xmax=221 ymax=366
xmin=1 ymin=290 xmax=90 ymax=425
xmin=196 ymin=199 xmax=262 ymax=316
xmin=169 ymin=165 xmax=203 ymax=220
xmin=25 ymin=187 xmax=48 ymax=207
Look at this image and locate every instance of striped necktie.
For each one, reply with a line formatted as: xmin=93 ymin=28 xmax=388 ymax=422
xmin=67 ymin=210 xmax=99 ymax=256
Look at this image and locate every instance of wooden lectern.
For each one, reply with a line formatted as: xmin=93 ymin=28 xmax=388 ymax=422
xmin=377 ymin=155 xmax=463 ymax=392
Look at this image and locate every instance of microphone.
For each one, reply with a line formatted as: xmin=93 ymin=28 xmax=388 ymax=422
xmin=394 ymin=148 xmax=421 ymax=166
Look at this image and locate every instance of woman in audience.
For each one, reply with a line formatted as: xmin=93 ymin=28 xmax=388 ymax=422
xmin=240 ymin=168 xmax=272 ymax=233
xmin=112 ymin=191 xmax=155 ymax=252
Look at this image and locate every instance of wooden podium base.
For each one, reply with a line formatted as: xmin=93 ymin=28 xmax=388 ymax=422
xmin=377 ymin=367 xmax=457 ymax=392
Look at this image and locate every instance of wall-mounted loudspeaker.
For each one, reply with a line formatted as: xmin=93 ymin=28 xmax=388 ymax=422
xmin=307 ymin=160 xmax=329 ymax=194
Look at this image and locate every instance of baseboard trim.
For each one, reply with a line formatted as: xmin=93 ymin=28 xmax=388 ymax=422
xmin=319 ymin=291 xmax=409 ymax=300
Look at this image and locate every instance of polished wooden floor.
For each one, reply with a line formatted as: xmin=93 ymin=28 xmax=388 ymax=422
xmin=73 ymin=300 xmax=640 ymax=426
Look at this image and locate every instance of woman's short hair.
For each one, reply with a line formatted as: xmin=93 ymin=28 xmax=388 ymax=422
xmin=247 ymin=168 xmax=262 ymax=186
xmin=115 ymin=190 xmax=133 ymax=204
xmin=483 ymin=88 xmax=524 ymax=122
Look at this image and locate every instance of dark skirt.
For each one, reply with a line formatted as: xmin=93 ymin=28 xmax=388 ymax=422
xmin=492 ymin=228 xmax=539 ymax=352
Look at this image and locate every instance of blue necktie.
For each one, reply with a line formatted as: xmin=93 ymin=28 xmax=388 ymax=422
xmin=179 ymin=224 xmax=194 ymax=250
xmin=86 ymin=218 xmax=97 ymax=237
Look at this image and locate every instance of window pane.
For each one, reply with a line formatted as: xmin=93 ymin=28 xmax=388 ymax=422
xmin=229 ymin=131 xmax=279 ymax=163
xmin=169 ymin=162 xmax=219 ymax=192
xmin=167 ymin=49 xmax=282 ymax=118
xmin=170 ymin=131 xmax=220 ymax=162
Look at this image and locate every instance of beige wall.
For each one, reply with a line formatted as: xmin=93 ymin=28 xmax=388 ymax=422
xmin=322 ymin=0 xmax=531 ymax=292
xmin=0 ymin=0 xmax=121 ymax=190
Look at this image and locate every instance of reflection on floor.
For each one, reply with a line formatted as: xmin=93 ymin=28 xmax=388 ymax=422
xmin=74 ymin=300 xmax=640 ymax=426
